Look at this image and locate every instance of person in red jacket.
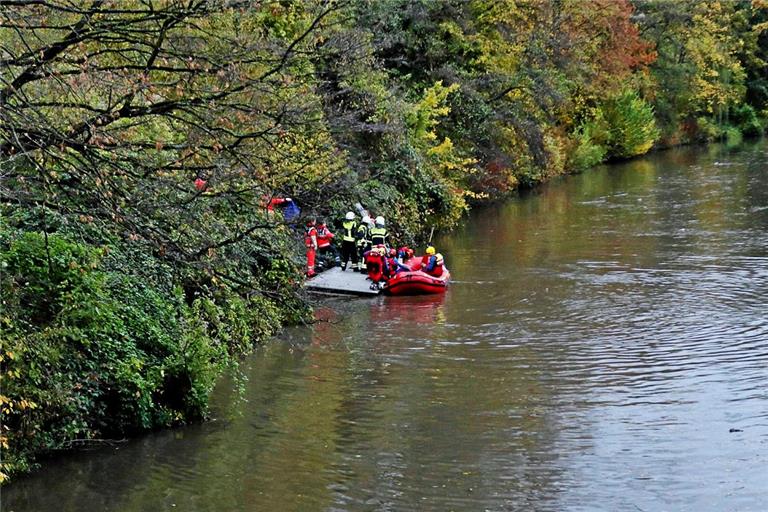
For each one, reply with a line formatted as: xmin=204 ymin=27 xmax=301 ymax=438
xmin=316 ymin=219 xmax=339 ymax=264
xmin=384 ymin=248 xmax=409 ymax=279
xmin=305 ymin=218 xmax=318 ymax=277
xmin=265 ymin=196 xmax=291 ymax=213
xmin=398 ymin=246 xmax=414 ymax=263
xmin=420 ymin=246 xmax=444 ymax=277
xmin=365 ymin=245 xmax=386 ymax=287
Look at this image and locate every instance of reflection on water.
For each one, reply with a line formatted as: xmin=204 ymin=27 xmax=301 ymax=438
xmin=5 ymin=142 xmax=768 ymax=511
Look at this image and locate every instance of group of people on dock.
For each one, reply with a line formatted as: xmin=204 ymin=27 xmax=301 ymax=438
xmin=303 ymin=211 xmax=444 ymax=286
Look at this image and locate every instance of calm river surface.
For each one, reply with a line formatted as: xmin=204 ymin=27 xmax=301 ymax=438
xmin=4 ymin=142 xmax=768 ymax=511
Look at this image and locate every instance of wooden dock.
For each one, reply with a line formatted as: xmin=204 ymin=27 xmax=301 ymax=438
xmin=305 ymin=267 xmax=381 ymax=296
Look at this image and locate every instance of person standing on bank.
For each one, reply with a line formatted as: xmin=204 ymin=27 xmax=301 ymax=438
xmin=316 ymin=218 xmax=339 ymax=264
xmin=340 ymin=211 xmax=358 ymax=271
xmin=370 ymin=215 xmax=389 ymax=249
xmin=356 ymin=215 xmax=373 ymax=272
xmin=305 ymin=218 xmax=319 ymax=277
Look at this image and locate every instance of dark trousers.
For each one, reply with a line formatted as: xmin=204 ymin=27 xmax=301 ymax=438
xmin=357 ymin=243 xmax=371 ymax=269
xmin=341 ymin=240 xmax=358 ymax=267
xmin=318 ymin=245 xmax=339 ymax=260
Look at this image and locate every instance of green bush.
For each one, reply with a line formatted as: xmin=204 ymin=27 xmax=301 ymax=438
xmin=2 ymin=232 xmax=103 ymax=326
xmin=731 ymin=103 xmax=764 ymax=137
xmin=603 ymin=90 xmax=660 ymax=159
xmin=570 ymin=120 xmax=608 ymax=171
xmin=695 ymin=116 xmax=723 ymax=141
xmin=724 ymin=125 xmax=743 ymax=148
xmin=0 ymin=231 xmax=287 ymax=481
xmin=694 ymin=117 xmax=745 ymax=146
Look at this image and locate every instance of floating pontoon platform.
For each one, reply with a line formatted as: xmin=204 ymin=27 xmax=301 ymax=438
xmin=305 ymin=267 xmax=381 ymax=296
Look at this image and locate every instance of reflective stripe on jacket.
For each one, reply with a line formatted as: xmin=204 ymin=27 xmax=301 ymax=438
xmin=356 ymin=224 xmax=370 ymax=246
xmin=342 ymin=220 xmax=357 ymax=242
xmin=370 ymin=226 xmax=387 ymax=246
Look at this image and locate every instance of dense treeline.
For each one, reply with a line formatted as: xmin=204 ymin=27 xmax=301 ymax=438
xmin=1 ymin=0 xmax=765 ymax=480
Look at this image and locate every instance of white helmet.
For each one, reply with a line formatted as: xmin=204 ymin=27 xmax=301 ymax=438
xmin=375 ymin=215 xmax=385 ymax=226
xmin=361 ymin=215 xmax=372 ymax=225
xmin=345 ymin=211 xmax=355 ymax=220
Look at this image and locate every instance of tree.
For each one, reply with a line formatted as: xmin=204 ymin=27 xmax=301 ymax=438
xmin=635 ymin=0 xmax=757 ymax=142
xmin=1 ymin=0 xmax=346 ymax=290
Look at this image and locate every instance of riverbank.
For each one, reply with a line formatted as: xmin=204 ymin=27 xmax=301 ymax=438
xmin=0 ymin=224 xmax=309 ymax=481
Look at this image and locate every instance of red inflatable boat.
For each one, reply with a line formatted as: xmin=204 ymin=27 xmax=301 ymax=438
xmin=382 ymin=256 xmax=450 ymax=296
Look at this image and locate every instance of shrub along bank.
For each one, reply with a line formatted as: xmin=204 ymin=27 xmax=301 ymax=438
xmin=0 ymin=210 xmax=307 ymax=480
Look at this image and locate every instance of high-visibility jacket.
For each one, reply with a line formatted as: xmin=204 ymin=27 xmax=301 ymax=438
xmin=370 ymin=226 xmax=387 ymax=246
xmin=356 ymin=223 xmax=370 ymax=247
xmin=342 ymin=220 xmax=357 ymax=242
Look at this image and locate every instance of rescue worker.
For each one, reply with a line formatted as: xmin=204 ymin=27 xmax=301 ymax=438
xmin=384 ymin=248 xmax=409 ymax=279
xmin=370 ymin=215 xmax=388 ymax=248
xmin=420 ymin=246 xmax=445 ymax=277
xmin=356 ymin=215 xmax=373 ymax=272
xmin=340 ymin=211 xmax=358 ymax=271
xmin=305 ymin=218 xmax=318 ymax=277
xmin=264 ymin=195 xmax=292 ymax=216
xmin=365 ymin=245 xmax=387 ymax=288
xmin=398 ymin=246 xmax=414 ymax=263
xmin=316 ymin=219 xmax=339 ymax=265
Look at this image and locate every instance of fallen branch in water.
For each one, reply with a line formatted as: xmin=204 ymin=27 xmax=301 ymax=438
xmin=58 ymin=438 xmax=128 ymax=450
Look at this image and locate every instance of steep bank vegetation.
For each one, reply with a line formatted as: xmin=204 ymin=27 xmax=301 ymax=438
xmin=1 ymin=0 xmax=766 ymax=481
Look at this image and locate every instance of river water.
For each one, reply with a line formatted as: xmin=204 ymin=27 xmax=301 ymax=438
xmin=4 ymin=142 xmax=768 ymax=511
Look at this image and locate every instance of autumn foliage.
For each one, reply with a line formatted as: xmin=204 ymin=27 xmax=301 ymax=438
xmin=1 ymin=0 xmax=766 ymax=481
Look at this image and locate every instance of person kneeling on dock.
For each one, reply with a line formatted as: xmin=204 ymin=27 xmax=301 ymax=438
xmin=421 ymin=246 xmax=445 ymax=277
xmin=365 ymin=245 xmax=387 ymax=289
